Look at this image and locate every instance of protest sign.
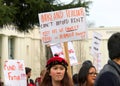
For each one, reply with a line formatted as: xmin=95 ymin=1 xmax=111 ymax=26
xmin=91 ymin=32 xmax=102 ymax=57
xmin=4 ymin=60 xmax=26 ymax=86
xmin=38 ymin=7 xmax=87 ymax=77
xmin=50 ymin=42 xmax=78 ymax=65
xmin=38 ymin=7 xmax=87 ymax=45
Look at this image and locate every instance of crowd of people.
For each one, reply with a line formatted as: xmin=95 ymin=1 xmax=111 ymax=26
xmin=25 ymin=32 xmax=120 ymax=86
xmin=1 ymin=32 xmax=119 ymax=86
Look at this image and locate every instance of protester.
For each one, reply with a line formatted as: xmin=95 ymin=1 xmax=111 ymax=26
xmin=40 ymin=55 xmax=74 ymax=86
xmin=94 ymin=32 xmax=120 ymax=86
xmin=78 ymin=60 xmax=97 ymax=86
xmin=25 ymin=67 xmax=35 ymax=86
xmin=35 ymin=69 xmax=46 ymax=86
xmin=72 ymin=73 xmax=79 ymax=86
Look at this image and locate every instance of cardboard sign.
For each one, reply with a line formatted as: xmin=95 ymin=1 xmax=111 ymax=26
xmin=4 ymin=60 xmax=27 ymax=86
xmin=50 ymin=42 xmax=78 ymax=65
xmin=38 ymin=7 xmax=87 ymax=45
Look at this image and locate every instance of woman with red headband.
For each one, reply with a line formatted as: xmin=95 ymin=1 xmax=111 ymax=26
xmin=40 ymin=55 xmax=73 ymax=86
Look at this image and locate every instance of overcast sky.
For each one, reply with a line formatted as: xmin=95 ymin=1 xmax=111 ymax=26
xmin=60 ymin=0 xmax=120 ymax=27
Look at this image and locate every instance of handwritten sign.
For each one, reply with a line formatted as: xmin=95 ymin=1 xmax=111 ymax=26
xmin=91 ymin=32 xmax=102 ymax=57
xmin=50 ymin=42 xmax=78 ymax=65
xmin=4 ymin=60 xmax=27 ymax=86
xmin=38 ymin=7 xmax=87 ymax=45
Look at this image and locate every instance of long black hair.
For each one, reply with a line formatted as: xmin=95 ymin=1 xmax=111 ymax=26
xmin=78 ymin=60 xmax=95 ymax=86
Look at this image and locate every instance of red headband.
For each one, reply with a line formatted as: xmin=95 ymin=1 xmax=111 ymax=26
xmin=46 ymin=56 xmax=68 ymax=69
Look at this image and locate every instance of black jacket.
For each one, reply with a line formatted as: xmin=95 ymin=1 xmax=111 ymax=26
xmin=94 ymin=60 xmax=120 ymax=86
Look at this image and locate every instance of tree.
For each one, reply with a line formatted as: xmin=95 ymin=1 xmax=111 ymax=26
xmin=0 ymin=0 xmax=92 ymax=32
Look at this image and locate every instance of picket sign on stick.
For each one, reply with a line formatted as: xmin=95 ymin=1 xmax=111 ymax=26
xmin=63 ymin=42 xmax=72 ymax=77
xmin=38 ymin=7 xmax=87 ymax=77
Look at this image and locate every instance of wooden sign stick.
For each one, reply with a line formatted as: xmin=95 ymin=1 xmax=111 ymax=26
xmin=63 ymin=42 xmax=72 ymax=77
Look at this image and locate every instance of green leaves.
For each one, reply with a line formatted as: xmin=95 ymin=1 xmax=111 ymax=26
xmin=0 ymin=0 xmax=16 ymax=26
xmin=0 ymin=0 xmax=92 ymax=32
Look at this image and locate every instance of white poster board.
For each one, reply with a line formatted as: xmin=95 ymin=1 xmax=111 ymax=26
xmin=93 ymin=53 xmax=102 ymax=72
xmin=90 ymin=32 xmax=102 ymax=57
xmin=50 ymin=42 xmax=78 ymax=65
xmin=38 ymin=7 xmax=87 ymax=45
xmin=4 ymin=60 xmax=27 ymax=86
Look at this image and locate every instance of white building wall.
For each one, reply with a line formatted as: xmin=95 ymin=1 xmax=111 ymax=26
xmin=0 ymin=26 xmax=46 ymax=81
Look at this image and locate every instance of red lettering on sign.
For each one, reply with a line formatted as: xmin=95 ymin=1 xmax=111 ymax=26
xmin=8 ymin=72 xmax=20 ymax=80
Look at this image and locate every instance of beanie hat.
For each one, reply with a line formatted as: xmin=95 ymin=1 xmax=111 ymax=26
xmin=46 ymin=55 xmax=68 ymax=69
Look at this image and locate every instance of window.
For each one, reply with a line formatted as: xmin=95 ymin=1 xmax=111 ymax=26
xmin=8 ymin=37 xmax=14 ymax=59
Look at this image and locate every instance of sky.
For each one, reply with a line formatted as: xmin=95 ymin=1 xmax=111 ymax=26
xmin=60 ymin=0 xmax=120 ymax=27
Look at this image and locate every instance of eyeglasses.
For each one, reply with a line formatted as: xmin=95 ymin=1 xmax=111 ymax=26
xmin=88 ymin=72 xmax=98 ymax=76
